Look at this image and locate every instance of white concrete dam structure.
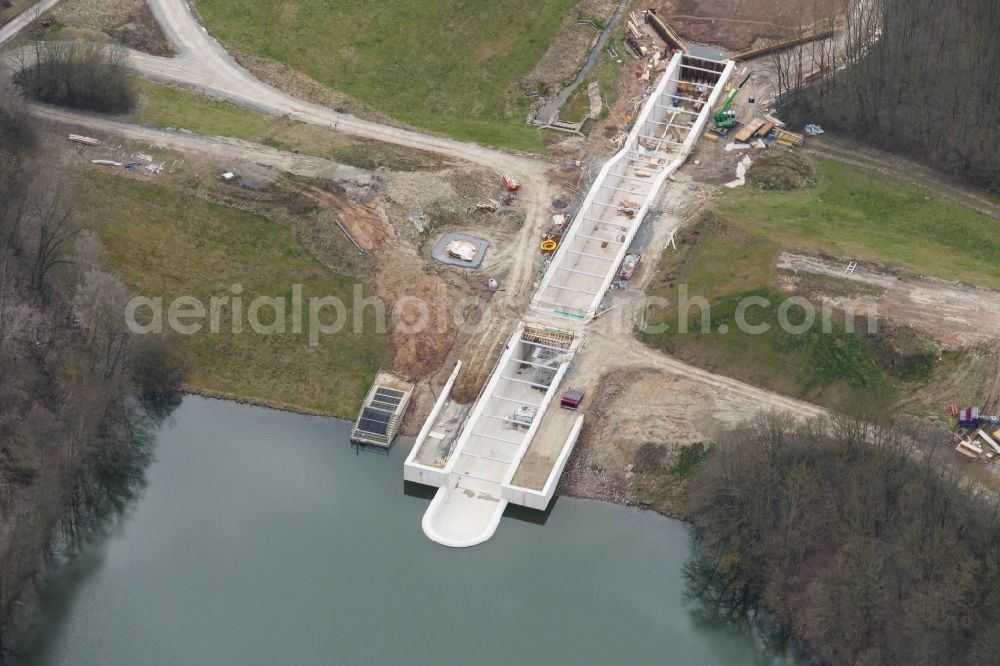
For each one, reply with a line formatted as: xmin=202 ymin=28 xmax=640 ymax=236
xmin=532 ymin=52 xmax=735 ymax=319
xmin=407 ymin=52 xmax=734 ymax=547
xmin=404 ymin=324 xmax=581 ymax=547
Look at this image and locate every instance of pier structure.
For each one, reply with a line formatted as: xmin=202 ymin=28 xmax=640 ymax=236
xmin=351 ymin=372 xmax=413 ymax=449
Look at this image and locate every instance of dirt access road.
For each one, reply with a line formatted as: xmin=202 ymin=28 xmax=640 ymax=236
xmin=778 ymin=253 xmax=1000 ymax=348
xmin=27 ymin=103 xmax=372 ymax=185
xmin=132 ymin=0 xmax=834 ymax=421
xmin=0 ymin=0 xmax=60 ymax=44
xmin=136 ymin=1 xmax=543 ymax=175
xmin=803 ymin=139 xmax=1000 ymax=220
xmin=136 ymin=0 xmax=559 ymax=312
xmin=5 ymin=0 xmax=832 ymax=431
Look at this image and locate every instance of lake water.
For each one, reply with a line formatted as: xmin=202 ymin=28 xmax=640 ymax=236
xmin=22 ymin=396 xmax=799 ymax=665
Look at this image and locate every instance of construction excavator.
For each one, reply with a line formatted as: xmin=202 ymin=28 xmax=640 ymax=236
xmin=712 ymin=72 xmax=752 ymax=135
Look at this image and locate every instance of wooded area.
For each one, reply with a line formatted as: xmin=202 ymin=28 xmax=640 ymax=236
xmin=771 ymin=0 xmax=999 ymax=191
xmin=685 ymin=411 xmax=1000 ymax=665
xmin=0 ymin=71 xmax=183 ymax=651
xmin=14 ymin=41 xmax=135 ymax=113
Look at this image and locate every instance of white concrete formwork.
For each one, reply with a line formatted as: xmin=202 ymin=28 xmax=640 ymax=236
xmin=403 ymin=362 xmax=463 ymax=488
xmin=410 ymin=54 xmax=736 ymax=548
xmin=418 ymin=324 xmax=577 ymax=547
xmin=531 ymin=53 xmax=735 ymax=319
xmin=502 ymin=413 xmax=585 ymax=510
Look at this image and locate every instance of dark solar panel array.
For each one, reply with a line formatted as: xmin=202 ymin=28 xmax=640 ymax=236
xmin=357 ymin=407 xmax=391 ymax=437
xmin=370 ymin=387 xmax=404 ymax=411
xmin=353 ymin=386 xmax=409 ymax=444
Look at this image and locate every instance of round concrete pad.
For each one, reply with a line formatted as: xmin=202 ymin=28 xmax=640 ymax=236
xmin=431 ymin=233 xmax=490 ymax=269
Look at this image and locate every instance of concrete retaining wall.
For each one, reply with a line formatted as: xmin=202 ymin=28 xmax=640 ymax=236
xmin=531 ymin=53 xmax=735 ymax=319
xmin=501 ymin=413 xmax=585 ymax=510
xmin=403 ymin=361 xmax=462 ymax=487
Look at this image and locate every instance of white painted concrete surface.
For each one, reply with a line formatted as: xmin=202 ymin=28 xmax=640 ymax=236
xmin=410 ymin=53 xmax=735 ymax=547
xmin=403 ymin=362 xmax=462 ymax=487
xmin=416 ymin=325 xmax=577 ymax=546
xmin=531 ymin=53 xmax=735 ymax=319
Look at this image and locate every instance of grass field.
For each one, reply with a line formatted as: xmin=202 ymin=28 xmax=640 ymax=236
xmin=131 ymin=80 xmax=441 ymax=171
xmin=79 ymin=171 xmax=387 ymax=417
xmin=132 ymin=80 xmax=275 ymax=138
xmin=556 ymin=15 xmax=627 ymax=124
xmin=640 ymin=216 xmax=892 ymax=407
xmin=723 ymin=158 xmax=1000 ymax=288
xmin=195 ymin=0 xmax=581 ymax=152
xmin=640 ymin=156 xmax=997 ymax=408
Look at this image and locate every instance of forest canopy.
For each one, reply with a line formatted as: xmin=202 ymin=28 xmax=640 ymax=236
xmin=774 ymin=0 xmax=999 ymax=191
xmin=686 ymin=412 xmax=1000 ymax=665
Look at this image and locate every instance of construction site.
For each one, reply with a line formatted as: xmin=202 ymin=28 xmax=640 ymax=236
xmin=5 ymin=1 xmax=1000 ymax=663
xmin=399 ymin=3 xmax=1000 ymax=544
xmin=402 ymin=50 xmax=737 ymax=546
xmin=4 ymin=0 xmax=1000 ymax=547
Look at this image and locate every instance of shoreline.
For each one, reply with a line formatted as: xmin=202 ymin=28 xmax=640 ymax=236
xmin=183 ymin=389 xmax=680 ymax=518
xmin=10 ymin=393 xmax=808 ymax=665
xmin=180 ymin=385 xmax=349 ymax=420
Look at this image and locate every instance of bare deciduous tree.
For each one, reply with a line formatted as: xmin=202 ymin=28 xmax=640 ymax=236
xmin=779 ymin=0 xmax=999 ymax=191
xmin=686 ymin=410 xmax=1000 ymax=664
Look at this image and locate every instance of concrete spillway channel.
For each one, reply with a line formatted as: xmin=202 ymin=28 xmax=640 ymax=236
xmin=406 ymin=52 xmax=734 ymax=547
xmin=405 ymin=324 xmax=584 ymax=547
xmin=532 ymin=52 xmax=735 ymax=319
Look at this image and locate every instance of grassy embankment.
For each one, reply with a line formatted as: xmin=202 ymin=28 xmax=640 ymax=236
xmin=78 ymin=171 xmax=387 ymax=417
xmin=130 ymin=80 xmax=440 ymax=171
xmin=195 ymin=0 xmax=580 ymax=153
xmin=640 ymin=157 xmax=999 ymax=408
xmin=557 ymin=11 xmax=628 ymax=125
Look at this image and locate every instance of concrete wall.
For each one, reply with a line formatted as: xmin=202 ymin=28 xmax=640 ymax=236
xmin=531 ymin=54 xmax=735 ymax=318
xmin=403 ymin=361 xmax=462 ymax=488
xmin=496 ymin=360 xmax=572 ymax=494
xmin=436 ymin=323 xmax=526 ymax=477
xmin=501 ymin=413 xmax=585 ymax=510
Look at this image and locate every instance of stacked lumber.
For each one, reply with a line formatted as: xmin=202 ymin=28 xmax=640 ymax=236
xmin=733 ymin=118 xmax=766 ymax=143
xmin=773 ymin=128 xmax=804 ymax=146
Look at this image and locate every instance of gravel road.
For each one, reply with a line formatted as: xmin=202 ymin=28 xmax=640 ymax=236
xmin=4 ymin=0 xmax=831 ymax=427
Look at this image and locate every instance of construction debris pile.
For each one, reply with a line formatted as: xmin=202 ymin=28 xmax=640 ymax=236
xmin=467 ymin=199 xmax=499 ymax=214
xmin=611 ymin=16 xmax=716 ymax=150
xmin=950 ymin=406 xmax=1000 ymax=463
xmin=540 ymin=214 xmax=567 ymax=254
xmin=72 ymin=134 xmax=176 ymax=178
xmin=466 ymin=172 xmax=523 ymax=218
xmin=624 ymin=8 xmax=684 ymax=60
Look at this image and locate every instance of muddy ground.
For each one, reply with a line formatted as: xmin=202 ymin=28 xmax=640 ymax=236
xmin=32 ymin=0 xmax=1000 ymax=502
xmin=659 ymin=0 xmax=837 ymax=51
xmin=558 ymin=365 xmax=765 ymax=516
xmin=776 ymin=253 xmax=1000 ymax=350
xmin=40 ymin=117 xmax=537 ymax=430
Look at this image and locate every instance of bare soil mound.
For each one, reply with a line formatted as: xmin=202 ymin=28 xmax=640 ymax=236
xmin=659 ymin=0 xmax=835 ymax=51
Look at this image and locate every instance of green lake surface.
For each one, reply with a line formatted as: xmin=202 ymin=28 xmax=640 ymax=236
xmin=23 ymin=396 xmax=800 ymax=665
